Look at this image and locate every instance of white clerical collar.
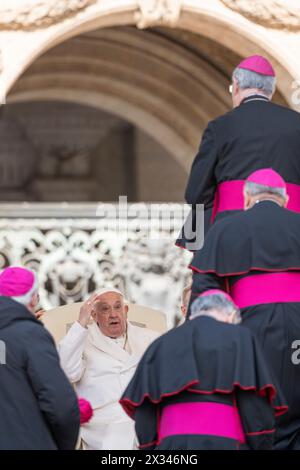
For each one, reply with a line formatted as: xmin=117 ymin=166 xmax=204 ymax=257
xmin=110 ymin=334 xmax=125 ymax=343
xmin=242 ymin=94 xmax=269 ymax=104
xmin=109 ymin=332 xmax=129 ymax=351
xmin=255 ymin=198 xmax=281 ymax=207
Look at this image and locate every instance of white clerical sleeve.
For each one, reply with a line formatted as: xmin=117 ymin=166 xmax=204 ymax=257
xmin=58 ymin=321 xmax=88 ymax=383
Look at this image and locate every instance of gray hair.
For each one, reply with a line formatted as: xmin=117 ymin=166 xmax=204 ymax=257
xmin=190 ymin=294 xmax=241 ymax=324
xmin=244 ymin=181 xmax=286 ymax=199
xmin=233 ymin=67 xmax=276 ymax=96
xmin=12 ymin=278 xmax=38 ymax=307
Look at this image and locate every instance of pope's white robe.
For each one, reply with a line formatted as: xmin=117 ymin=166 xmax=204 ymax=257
xmin=58 ymin=320 xmax=158 ymax=450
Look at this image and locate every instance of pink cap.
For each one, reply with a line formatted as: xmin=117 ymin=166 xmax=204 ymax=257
xmin=0 ymin=266 xmax=35 ymax=297
xmin=246 ymin=168 xmax=286 ymax=189
xmin=237 ymin=55 xmax=275 ymax=77
xmin=200 ymin=289 xmax=235 ymax=304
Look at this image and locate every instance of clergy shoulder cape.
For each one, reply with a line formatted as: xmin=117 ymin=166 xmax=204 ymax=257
xmin=190 ymin=200 xmax=300 ymax=449
xmin=120 ymin=315 xmax=287 ymax=450
xmin=177 ymin=95 xmax=300 ymax=249
xmin=58 ymin=320 xmax=158 ymax=450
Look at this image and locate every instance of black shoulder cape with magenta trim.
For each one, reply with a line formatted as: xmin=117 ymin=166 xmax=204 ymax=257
xmin=190 ymin=201 xmax=300 ymax=276
xmin=120 ymin=316 xmax=288 ymax=419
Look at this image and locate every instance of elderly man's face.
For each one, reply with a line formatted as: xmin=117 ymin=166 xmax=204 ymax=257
xmin=92 ymin=292 xmax=128 ymax=338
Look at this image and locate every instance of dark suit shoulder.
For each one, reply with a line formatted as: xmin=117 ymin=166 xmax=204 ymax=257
xmin=212 ymin=100 xmax=300 ymax=129
xmin=265 ymin=100 xmax=300 ymax=119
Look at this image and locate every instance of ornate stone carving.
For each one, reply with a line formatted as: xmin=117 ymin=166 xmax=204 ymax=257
xmin=135 ymin=0 xmax=182 ymax=29
xmin=0 ymin=0 xmax=96 ymax=31
xmin=221 ymin=0 xmax=300 ymax=31
xmin=0 ymin=203 xmax=191 ymax=327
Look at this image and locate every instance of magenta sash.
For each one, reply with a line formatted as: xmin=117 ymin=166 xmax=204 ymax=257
xmin=211 ymin=180 xmax=300 ymax=222
xmin=159 ymin=402 xmax=245 ymax=443
xmin=231 ymin=272 xmax=300 ymax=309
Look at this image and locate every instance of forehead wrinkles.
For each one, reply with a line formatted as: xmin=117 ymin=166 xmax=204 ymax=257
xmin=97 ymin=300 xmax=123 ymax=307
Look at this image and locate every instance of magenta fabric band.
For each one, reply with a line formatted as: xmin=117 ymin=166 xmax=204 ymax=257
xmin=212 ymin=180 xmax=244 ymax=221
xmin=231 ymin=272 xmax=300 ymax=309
xmin=286 ymin=183 xmax=300 ymax=212
xmin=211 ymin=180 xmax=300 ymax=222
xmin=159 ymin=402 xmax=245 ymax=443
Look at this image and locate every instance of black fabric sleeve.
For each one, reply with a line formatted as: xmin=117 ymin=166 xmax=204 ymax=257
xmin=186 ymin=271 xmax=224 ymax=318
xmin=25 ymin=324 xmax=80 ymax=450
xmin=134 ymin=401 xmax=159 ymax=450
xmin=235 ymin=389 xmax=275 ymax=450
xmin=185 ymin=122 xmax=218 ymax=209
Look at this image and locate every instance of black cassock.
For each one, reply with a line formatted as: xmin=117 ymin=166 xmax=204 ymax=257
xmin=120 ymin=316 xmax=287 ymax=450
xmin=189 ymin=200 xmax=300 ymax=449
xmin=177 ymin=95 xmax=300 ymax=249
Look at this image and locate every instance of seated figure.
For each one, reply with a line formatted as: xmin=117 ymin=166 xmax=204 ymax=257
xmin=58 ymin=287 xmax=159 ymax=450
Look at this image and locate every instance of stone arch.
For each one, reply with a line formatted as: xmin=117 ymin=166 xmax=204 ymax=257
xmin=5 ymin=1 xmax=296 ymax=105
xmin=8 ymin=26 xmax=233 ymax=170
xmin=5 ymin=1 xmax=296 ymax=170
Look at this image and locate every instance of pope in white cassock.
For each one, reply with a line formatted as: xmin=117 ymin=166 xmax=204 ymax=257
xmin=58 ymin=288 xmax=158 ymax=450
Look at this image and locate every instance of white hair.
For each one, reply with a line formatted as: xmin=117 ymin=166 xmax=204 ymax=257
xmin=190 ymin=294 xmax=241 ymax=324
xmin=95 ymin=287 xmax=124 ymax=298
xmin=244 ymin=181 xmax=286 ymax=200
xmin=233 ymin=67 xmax=276 ymax=96
xmin=12 ymin=277 xmax=38 ymax=307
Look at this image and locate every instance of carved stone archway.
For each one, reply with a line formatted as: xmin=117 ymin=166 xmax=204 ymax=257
xmin=8 ymin=25 xmax=237 ymax=170
xmin=0 ymin=1 xmax=298 ymax=107
xmin=0 ymin=0 xmax=298 ymax=169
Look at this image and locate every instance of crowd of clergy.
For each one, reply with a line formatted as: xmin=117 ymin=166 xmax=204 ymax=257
xmin=1 ymin=55 xmax=300 ymax=450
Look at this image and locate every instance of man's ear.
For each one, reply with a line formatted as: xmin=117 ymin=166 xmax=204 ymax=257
xmin=243 ymin=190 xmax=251 ymax=210
xmin=91 ymin=310 xmax=96 ymax=321
xmin=31 ymin=292 xmax=39 ymax=309
xmin=233 ymin=77 xmax=239 ymax=95
xmin=124 ymin=303 xmax=129 ymax=317
xmin=284 ymin=194 xmax=289 ymax=208
xmin=27 ymin=293 xmax=38 ymax=314
xmin=228 ymin=311 xmax=236 ymax=324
